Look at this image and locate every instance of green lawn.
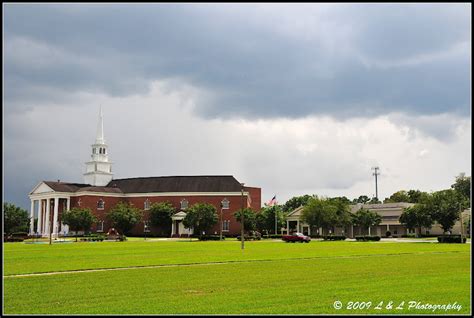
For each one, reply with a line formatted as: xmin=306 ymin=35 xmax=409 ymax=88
xmin=3 ymin=240 xmax=471 ymax=314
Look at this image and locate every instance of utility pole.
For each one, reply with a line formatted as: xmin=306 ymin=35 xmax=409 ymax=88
xmin=241 ymin=183 xmax=245 ymax=250
xmin=372 ymin=167 xmax=380 ymax=201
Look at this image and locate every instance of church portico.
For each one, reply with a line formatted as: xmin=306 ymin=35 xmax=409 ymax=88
xmin=28 ymin=192 xmax=71 ymax=238
xmin=171 ymin=211 xmax=193 ymax=237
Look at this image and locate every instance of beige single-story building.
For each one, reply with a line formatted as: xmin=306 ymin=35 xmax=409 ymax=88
xmin=284 ymin=202 xmax=471 ymax=238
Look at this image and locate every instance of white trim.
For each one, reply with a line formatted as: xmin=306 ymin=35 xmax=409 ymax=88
xmin=29 ymin=182 xmax=55 ymax=195
xmin=30 ymin=191 xmax=250 ymax=199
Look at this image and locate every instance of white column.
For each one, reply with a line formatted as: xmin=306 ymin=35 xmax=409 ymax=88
xmin=308 ymin=226 xmax=311 ymax=236
xmin=368 ymin=227 xmax=371 ymax=236
xmin=29 ymin=200 xmax=35 ymax=235
xmin=53 ymin=197 xmax=59 ymax=238
xmin=171 ymin=220 xmax=175 ymax=237
xmin=45 ymin=198 xmax=51 ymax=236
xmin=64 ymin=197 xmax=71 ymax=234
xmin=286 ymin=220 xmax=290 ymax=235
xmin=297 ymin=220 xmax=300 ymax=233
xmin=37 ymin=200 xmax=43 ymax=236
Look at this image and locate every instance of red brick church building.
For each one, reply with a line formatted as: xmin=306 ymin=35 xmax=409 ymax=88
xmin=28 ymin=108 xmax=261 ymax=238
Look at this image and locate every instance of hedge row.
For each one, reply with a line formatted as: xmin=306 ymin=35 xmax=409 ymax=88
xmin=355 ymin=236 xmax=381 ymax=241
xmin=323 ymin=235 xmax=346 ymax=241
xmin=437 ymin=235 xmax=467 ymax=243
xmin=262 ymin=234 xmax=283 ymax=239
xmin=198 ymin=235 xmax=225 ymax=241
xmin=236 ymin=235 xmax=261 ymax=241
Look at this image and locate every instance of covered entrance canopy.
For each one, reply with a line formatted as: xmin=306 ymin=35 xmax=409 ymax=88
xmin=171 ymin=211 xmax=193 ymax=237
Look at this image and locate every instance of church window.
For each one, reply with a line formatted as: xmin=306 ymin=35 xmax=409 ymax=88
xmin=223 ymin=220 xmax=230 ymax=232
xmin=144 ymin=199 xmax=150 ymax=210
xmin=180 ymin=199 xmax=189 ymax=210
xmin=97 ymin=199 xmax=105 ymax=210
xmin=93 ymin=148 xmax=96 ymax=154
xmin=97 ymin=221 xmax=104 ymax=232
xmin=221 ymin=198 xmax=230 ymax=209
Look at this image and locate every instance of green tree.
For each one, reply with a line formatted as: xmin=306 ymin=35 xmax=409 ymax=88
xmin=407 ymin=190 xmax=430 ymax=203
xmin=327 ymin=197 xmax=352 ymax=232
xmin=301 ymin=196 xmax=337 ymax=236
xmin=107 ymin=202 xmax=142 ymax=235
xmin=353 ymin=195 xmax=370 ymax=204
xmin=149 ymin=202 xmax=175 ymax=236
xmin=182 ymin=203 xmax=218 ymax=236
xmin=234 ymin=208 xmax=257 ymax=232
xmin=384 ymin=190 xmax=410 ymax=203
xmin=282 ymin=195 xmax=312 ymax=213
xmin=368 ymin=197 xmax=382 ymax=204
xmin=61 ymin=207 xmax=97 ymax=241
xmin=451 ymin=173 xmax=471 ymax=207
xmin=430 ymin=189 xmax=462 ymax=233
xmin=352 ymin=208 xmax=382 ymax=235
xmin=3 ymin=203 xmax=30 ymax=236
xmin=399 ymin=204 xmax=433 ymax=237
xmin=256 ymin=205 xmax=285 ymax=235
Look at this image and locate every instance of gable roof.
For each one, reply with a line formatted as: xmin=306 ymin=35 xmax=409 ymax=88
xmin=33 ymin=176 xmax=245 ymax=195
xmin=106 ymin=175 xmax=243 ymax=193
xmin=43 ymin=181 xmax=91 ymax=193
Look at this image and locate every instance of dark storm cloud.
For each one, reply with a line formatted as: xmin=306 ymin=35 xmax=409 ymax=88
xmin=4 ymin=3 xmax=471 ymax=118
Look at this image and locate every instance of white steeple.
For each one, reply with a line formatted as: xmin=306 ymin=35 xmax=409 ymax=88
xmin=96 ymin=105 xmax=105 ymax=144
xmin=83 ymin=106 xmax=113 ymax=186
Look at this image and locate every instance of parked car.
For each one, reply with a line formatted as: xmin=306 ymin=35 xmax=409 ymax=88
xmin=282 ymin=232 xmax=311 ymax=243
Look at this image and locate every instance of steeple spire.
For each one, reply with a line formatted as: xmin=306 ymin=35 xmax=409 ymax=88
xmin=84 ymin=106 xmax=113 ymax=186
xmin=96 ymin=105 xmax=105 ymax=144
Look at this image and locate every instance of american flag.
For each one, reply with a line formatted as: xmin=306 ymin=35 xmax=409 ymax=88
xmin=266 ymin=195 xmax=277 ymax=207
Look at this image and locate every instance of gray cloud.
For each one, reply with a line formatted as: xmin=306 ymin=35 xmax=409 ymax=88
xmin=4 ymin=4 xmax=471 ymax=211
xmin=4 ymin=3 xmax=471 ymax=118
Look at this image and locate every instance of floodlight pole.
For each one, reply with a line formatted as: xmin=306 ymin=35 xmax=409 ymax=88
xmin=372 ymin=167 xmax=380 ymax=200
xmin=241 ymin=183 xmax=245 ymax=250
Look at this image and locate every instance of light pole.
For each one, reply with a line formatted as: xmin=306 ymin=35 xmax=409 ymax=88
xmin=241 ymin=183 xmax=245 ymax=250
xmin=372 ymin=167 xmax=380 ymax=201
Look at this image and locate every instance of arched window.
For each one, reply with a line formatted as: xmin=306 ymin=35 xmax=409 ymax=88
xmin=144 ymin=199 xmax=150 ymax=210
xmin=97 ymin=199 xmax=105 ymax=210
xmin=180 ymin=199 xmax=189 ymax=210
xmin=221 ymin=198 xmax=230 ymax=210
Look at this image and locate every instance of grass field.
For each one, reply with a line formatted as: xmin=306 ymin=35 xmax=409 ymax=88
xmin=3 ymin=240 xmax=471 ymax=314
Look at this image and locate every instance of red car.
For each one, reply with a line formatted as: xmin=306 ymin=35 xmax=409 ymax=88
xmin=282 ymin=232 xmax=311 ymax=243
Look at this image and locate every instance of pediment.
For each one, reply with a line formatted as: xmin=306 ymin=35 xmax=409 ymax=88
xmin=30 ymin=182 xmax=55 ymax=195
xmin=172 ymin=211 xmax=187 ymax=220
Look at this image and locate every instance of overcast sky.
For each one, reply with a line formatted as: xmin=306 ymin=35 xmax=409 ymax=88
xmin=3 ymin=3 xmax=471 ymax=210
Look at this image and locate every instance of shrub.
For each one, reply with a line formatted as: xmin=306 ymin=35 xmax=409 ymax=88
xmin=199 ymin=235 xmax=224 ymax=241
xmin=262 ymin=234 xmax=283 ymax=239
xmin=437 ymin=235 xmax=467 ymax=243
xmin=385 ymin=231 xmax=391 ymax=237
xmin=323 ymin=235 xmax=346 ymax=241
xmin=355 ymin=236 xmax=381 ymax=241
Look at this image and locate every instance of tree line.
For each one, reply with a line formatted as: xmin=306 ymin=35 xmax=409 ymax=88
xmin=3 ymin=174 xmax=470 ymax=238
